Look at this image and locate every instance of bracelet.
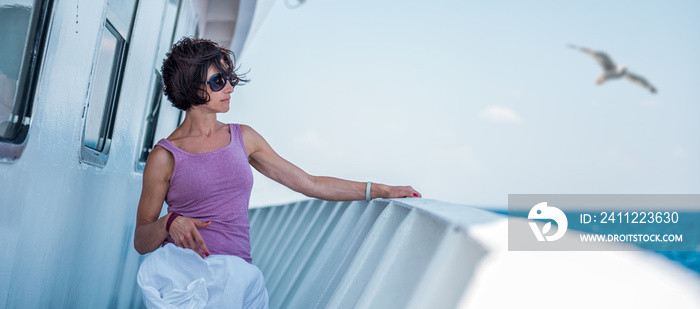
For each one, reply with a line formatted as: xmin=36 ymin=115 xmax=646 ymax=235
xmin=165 ymin=212 xmax=181 ymax=233
xmin=365 ymin=181 xmax=372 ymax=201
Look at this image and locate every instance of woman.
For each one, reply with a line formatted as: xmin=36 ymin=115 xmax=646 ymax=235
xmin=134 ymin=37 xmax=421 ymax=308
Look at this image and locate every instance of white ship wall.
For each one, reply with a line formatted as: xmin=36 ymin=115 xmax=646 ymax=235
xmin=0 ymin=0 xmax=196 ymax=307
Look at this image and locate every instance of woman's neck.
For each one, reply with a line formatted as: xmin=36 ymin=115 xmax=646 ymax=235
xmin=179 ymin=109 xmax=222 ymax=137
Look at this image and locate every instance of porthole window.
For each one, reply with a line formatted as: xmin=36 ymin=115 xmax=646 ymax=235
xmin=137 ymin=71 xmax=163 ymax=170
xmin=80 ymin=0 xmax=137 ymax=167
xmin=0 ymin=1 xmax=53 ymax=161
xmin=135 ymin=0 xmax=180 ymax=171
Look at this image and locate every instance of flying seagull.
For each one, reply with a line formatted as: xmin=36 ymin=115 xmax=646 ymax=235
xmin=568 ymin=44 xmax=657 ymax=94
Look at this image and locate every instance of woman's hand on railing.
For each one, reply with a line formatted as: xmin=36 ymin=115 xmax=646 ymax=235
xmin=382 ymin=185 xmax=422 ymax=199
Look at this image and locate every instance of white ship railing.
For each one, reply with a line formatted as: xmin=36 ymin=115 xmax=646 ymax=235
xmin=249 ymin=198 xmax=700 ymax=309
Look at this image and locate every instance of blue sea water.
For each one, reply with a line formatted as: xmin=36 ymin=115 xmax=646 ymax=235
xmin=492 ymin=210 xmax=700 ymax=276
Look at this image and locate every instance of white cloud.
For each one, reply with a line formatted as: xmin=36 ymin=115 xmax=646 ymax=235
xmin=478 ymin=105 xmax=523 ymax=124
xmin=673 ymin=147 xmax=691 ymax=159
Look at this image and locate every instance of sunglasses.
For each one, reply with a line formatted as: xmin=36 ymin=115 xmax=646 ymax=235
xmin=204 ymin=73 xmax=239 ymax=92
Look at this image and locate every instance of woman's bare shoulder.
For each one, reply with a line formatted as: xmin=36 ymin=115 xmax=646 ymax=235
xmin=239 ymin=124 xmax=253 ymax=133
xmin=148 ymin=145 xmax=173 ymax=160
xmin=240 ymin=124 xmax=268 ymax=142
xmin=239 ymin=124 xmax=271 ymax=156
xmin=144 ymin=146 xmax=175 ymax=180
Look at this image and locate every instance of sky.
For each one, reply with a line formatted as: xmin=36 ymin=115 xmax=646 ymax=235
xmin=221 ymin=0 xmax=700 ymax=209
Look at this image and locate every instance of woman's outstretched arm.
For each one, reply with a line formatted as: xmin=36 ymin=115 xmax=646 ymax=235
xmin=242 ymin=125 xmax=421 ymax=201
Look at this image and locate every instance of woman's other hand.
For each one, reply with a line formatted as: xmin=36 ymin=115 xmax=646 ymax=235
xmin=168 ymin=215 xmax=212 ymax=259
xmin=383 ymin=185 xmax=422 ymax=199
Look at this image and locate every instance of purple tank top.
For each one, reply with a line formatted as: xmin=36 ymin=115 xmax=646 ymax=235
xmin=156 ymin=123 xmax=254 ymax=262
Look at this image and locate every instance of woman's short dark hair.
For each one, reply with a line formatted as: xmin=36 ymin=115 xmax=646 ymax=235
xmin=161 ymin=37 xmax=247 ymax=110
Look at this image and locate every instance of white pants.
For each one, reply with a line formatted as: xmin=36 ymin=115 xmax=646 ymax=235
xmin=137 ymin=244 xmax=269 ymax=309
